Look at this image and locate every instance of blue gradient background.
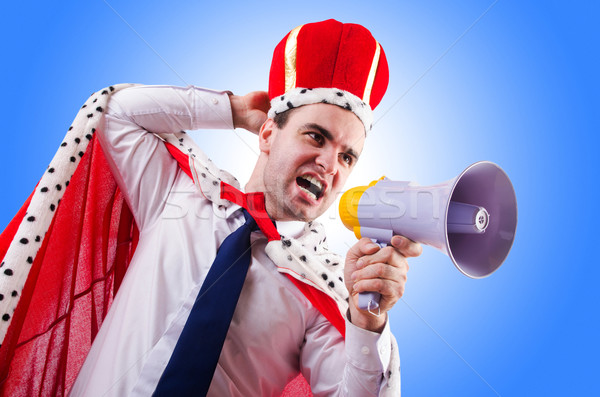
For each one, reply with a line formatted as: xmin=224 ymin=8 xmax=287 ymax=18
xmin=1 ymin=1 xmax=598 ymax=395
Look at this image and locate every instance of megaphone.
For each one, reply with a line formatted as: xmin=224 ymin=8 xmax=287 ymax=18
xmin=339 ymin=161 xmax=517 ymax=312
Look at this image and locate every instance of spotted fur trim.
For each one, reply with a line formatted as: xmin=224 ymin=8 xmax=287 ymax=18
xmin=0 ymin=84 xmax=134 ymax=342
xmin=157 ymin=133 xmax=241 ymax=208
xmin=0 ymin=84 xmax=399 ymax=394
xmin=0 ymin=84 xmax=350 ymax=342
xmin=267 ymin=87 xmax=373 ymax=133
xmin=265 ymin=222 xmax=349 ymax=315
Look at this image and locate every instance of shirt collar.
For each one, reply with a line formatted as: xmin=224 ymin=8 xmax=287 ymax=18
xmin=274 ymin=220 xmax=306 ymax=239
xmin=225 ymin=203 xmax=306 ymax=239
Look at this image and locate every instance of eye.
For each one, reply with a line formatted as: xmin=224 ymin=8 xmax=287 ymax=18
xmin=307 ymin=131 xmax=324 ymax=145
xmin=340 ymin=153 xmax=354 ymax=166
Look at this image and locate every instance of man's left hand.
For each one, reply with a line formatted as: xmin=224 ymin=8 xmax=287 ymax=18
xmin=345 ymin=236 xmax=422 ymax=333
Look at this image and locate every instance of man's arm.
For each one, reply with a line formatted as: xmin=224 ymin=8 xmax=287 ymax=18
xmin=97 ymin=85 xmax=264 ymax=229
xmin=301 ymin=235 xmax=418 ymax=395
xmin=301 ymin=312 xmax=399 ymax=396
xmin=298 ymin=237 xmax=420 ymax=396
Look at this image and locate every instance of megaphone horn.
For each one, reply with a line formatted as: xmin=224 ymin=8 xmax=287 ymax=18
xmin=339 ymin=161 xmax=517 ymax=312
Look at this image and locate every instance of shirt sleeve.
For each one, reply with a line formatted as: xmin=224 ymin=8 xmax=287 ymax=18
xmin=300 ymin=310 xmax=400 ymax=396
xmin=96 ymin=85 xmax=234 ymax=230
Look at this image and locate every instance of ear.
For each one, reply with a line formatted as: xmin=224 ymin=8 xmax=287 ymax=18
xmin=258 ymin=118 xmax=277 ymax=154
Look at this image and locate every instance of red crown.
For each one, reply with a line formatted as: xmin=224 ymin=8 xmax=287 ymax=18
xmin=268 ymin=19 xmax=389 ymax=111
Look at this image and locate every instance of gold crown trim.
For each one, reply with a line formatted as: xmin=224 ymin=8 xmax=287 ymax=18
xmin=284 ymin=25 xmax=303 ymax=93
xmin=362 ymin=41 xmax=381 ymax=105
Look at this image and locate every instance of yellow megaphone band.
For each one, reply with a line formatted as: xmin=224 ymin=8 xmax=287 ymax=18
xmin=338 ymin=177 xmax=385 ymax=239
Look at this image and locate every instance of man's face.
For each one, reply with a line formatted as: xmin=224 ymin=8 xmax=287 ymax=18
xmin=260 ymin=103 xmax=365 ymax=221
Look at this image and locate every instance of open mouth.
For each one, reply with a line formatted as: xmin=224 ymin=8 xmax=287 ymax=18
xmin=296 ymin=175 xmax=324 ymax=201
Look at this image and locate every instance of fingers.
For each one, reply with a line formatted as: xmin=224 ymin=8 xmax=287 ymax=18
xmin=391 ymin=235 xmax=422 ymax=258
xmin=351 ymin=261 xmax=406 ymax=284
xmin=345 ymin=236 xmax=417 ymax=311
xmin=250 ymin=91 xmax=271 ymax=113
xmin=351 ymin=265 xmax=407 ymax=300
xmin=230 ymin=91 xmax=271 ymax=133
xmin=352 ymin=248 xmax=408 ymax=286
xmin=346 ymin=236 xmax=419 ymax=322
xmin=350 ymin=242 xmax=410 ymax=301
xmin=355 ymin=244 xmax=407 ymax=271
xmin=346 ymin=238 xmax=382 ymax=263
xmin=352 ymin=277 xmax=405 ymax=300
xmin=244 ymin=91 xmax=271 ymax=115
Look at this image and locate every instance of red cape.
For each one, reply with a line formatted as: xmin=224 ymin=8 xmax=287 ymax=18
xmin=0 ymin=136 xmax=326 ymax=396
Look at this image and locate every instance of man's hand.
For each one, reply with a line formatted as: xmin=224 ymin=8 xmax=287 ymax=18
xmin=229 ymin=91 xmax=271 ymax=134
xmin=345 ymin=236 xmax=422 ymax=333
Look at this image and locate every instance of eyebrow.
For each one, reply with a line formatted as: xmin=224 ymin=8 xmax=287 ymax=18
xmin=300 ymin=123 xmax=361 ymax=160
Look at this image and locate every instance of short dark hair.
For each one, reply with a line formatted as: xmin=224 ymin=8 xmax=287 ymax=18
xmin=272 ymin=107 xmax=296 ymax=129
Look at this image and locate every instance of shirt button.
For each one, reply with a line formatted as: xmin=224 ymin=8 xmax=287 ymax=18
xmin=212 ymin=98 xmax=219 ymax=105
xmin=361 ymin=346 xmax=370 ymax=355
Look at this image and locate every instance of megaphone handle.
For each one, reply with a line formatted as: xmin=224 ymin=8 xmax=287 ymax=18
xmin=358 ymin=291 xmax=381 ymax=313
xmin=357 ymin=240 xmax=387 ymax=314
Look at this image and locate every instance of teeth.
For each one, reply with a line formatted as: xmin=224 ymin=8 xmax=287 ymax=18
xmin=303 ymin=175 xmax=323 ymax=190
xmin=297 ymin=174 xmax=324 ymax=201
xmin=299 ymin=186 xmax=317 ymax=200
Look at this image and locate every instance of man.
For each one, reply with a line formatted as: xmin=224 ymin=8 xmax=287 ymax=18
xmin=0 ymin=20 xmax=420 ymax=396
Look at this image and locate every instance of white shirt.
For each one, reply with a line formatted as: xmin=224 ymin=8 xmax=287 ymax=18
xmin=69 ymin=85 xmax=395 ymax=396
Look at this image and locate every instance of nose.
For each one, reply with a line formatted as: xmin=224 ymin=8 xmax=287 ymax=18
xmin=315 ymin=148 xmax=337 ymax=175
